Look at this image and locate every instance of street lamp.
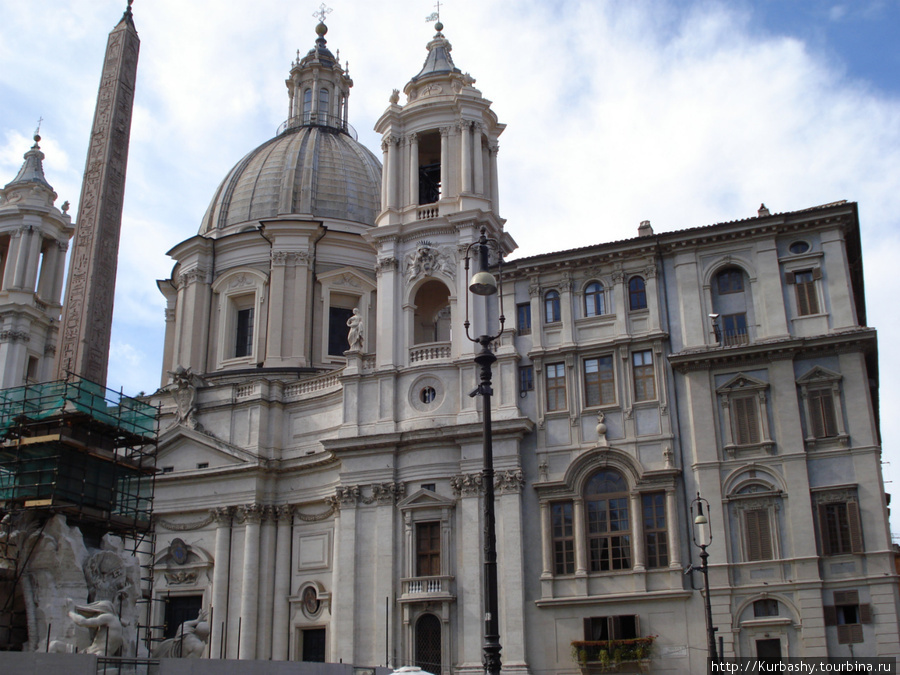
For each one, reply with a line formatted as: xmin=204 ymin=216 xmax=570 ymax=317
xmin=690 ymin=492 xmax=719 ymax=663
xmin=463 ymin=226 xmax=505 ymax=675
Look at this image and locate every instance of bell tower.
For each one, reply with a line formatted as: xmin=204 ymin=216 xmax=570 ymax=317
xmin=367 ymin=20 xmax=515 ymax=370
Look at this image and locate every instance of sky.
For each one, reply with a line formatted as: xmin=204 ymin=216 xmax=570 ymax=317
xmin=2 ymin=0 xmax=899 ymax=533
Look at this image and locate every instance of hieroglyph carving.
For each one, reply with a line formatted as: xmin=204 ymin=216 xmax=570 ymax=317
xmin=55 ymin=13 xmax=139 ymax=385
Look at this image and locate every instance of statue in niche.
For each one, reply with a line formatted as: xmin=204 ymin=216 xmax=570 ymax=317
xmin=152 ymin=608 xmax=210 ymax=658
xmin=346 ymin=308 xmax=364 ymax=351
xmin=67 ymin=599 xmax=123 ymax=655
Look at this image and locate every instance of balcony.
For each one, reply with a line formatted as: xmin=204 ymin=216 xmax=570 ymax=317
xmin=399 ymin=575 xmax=454 ymax=603
xmin=409 ymin=342 xmax=452 ymax=364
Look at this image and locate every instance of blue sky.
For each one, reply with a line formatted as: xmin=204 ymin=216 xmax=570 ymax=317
xmin=2 ymin=0 xmax=899 ymax=532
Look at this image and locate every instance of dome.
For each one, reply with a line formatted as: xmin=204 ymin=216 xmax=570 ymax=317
xmin=199 ymin=124 xmax=382 ymax=235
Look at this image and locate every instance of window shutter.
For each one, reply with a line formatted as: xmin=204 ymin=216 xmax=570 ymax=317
xmin=837 ymin=624 xmax=851 ymax=644
xmin=823 ymin=605 xmax=837 ymax=626
xmin=848 ymin=501 xmax=864 ymax=553
xmin=818 ymin=504 xmax=832 ymax=555
xmin=785 ymin=271 xmax=796 ymax=284
xmin=745 ymin=510 xmax=762 ymax=561
xmin=859 ymin=603 xmax=873 ymax=624
xmin=848 ymin=623 xmax=864 ymax=643
xmin=812 ymin=267 xmax=823 ymax=280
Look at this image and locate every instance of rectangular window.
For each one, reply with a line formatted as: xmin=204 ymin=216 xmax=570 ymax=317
xmin=584 ymin=356 xmax=615 ymax=407
xmin=519 ymin=365 xmax=534 ymax=393
xmin=808 ymin=388 xmax=838 ymax=438
xmin=641 ymin=492 xmax=668 ymax=569
xmin=25 ymin=355 xmax=39 ymax=383
xmin=632 ymin=350 xmax=655 ymax=402
xmin=551 ymin=502 xmax=575 ymax=575
xmin=753 ymin=599 xmax=779 ymax=617
xmin=235 ymin=307 xmax=254 ymax=357
xmin=819 ymin=501 xmax=863 ymax=555
xmin=744 ymin=509 xmax=773 ymax=561
xmin=546 ymin=363 xmax=567 ymax=411
xmin=584 ymin=615 xmax=639 ymax=641
xmin=824 ymin=590 xmax=871 ymax=645
xmin=732 ymin=395 xmax=760 ymax=445
xmin=416 ymin=521 xmax=441 ymax=576
xmin=516 ymin=303 xmax=532 ymax=335
xmin=790 ymin=269 xmax=821 ymax=316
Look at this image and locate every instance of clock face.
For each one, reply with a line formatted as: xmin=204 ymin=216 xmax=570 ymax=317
xmin=302 ymin=586 xmax=320 ymax=614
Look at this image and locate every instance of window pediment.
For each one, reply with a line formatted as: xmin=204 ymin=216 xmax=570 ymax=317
xmin=717 ymin=372 xmax=768 ymax=394
xmin=398 ymin=488 xmax=456 ymax=511
xmin=796 ymin=365 xmax=841 ymax=385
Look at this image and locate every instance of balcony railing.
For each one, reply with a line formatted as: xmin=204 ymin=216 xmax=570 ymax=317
xmin=721 ymin=329 xmax=749 ymax=346
xmin=277 ymin=113 xmax=358 ymax=140
xmin=410 ymin=342 xmax=452 ymax=363
xmin=401 ymin=575 xmax=453 ymax=599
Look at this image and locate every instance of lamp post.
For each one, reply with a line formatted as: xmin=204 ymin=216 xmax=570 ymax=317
xmin=690 ymin=492 xmax=719 ymax=663
xmin=464 ymin=226 xmax=505 ymax=675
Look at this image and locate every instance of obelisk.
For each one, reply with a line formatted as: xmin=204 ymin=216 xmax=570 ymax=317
xmin=55 ymin=1 xmax=139 ymax=385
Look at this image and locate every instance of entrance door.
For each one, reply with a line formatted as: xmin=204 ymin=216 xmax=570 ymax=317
xmin=164 ymin=595 xmax=203 ymax=639
xmin=756 ymin=638 xmax=782 ymax=659
xmin=302 ymin=627 xmax=326 ymax=662
xmin=415 ymin=613 xmax=441 ymax=673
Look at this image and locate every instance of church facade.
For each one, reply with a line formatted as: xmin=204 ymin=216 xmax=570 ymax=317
xmin=3 ymin=12 xmax=896 ymax=673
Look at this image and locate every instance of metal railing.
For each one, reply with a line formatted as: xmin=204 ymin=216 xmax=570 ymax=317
xmin=277 ymin=112 xmax=358 ymax=139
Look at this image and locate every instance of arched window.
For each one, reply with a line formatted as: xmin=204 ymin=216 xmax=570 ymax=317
xmin=318 ymin=88 xmax=330 ymax=122
xmin=712 ymin=266 xmax=749 ymax=345
xmin=544 ymin=290 xmax=561 ymax=323
xmin=628 ymin=276 xmax=646 ymax=311
xmin=584 ymin=281 xmax=605 ymax=317
xmin=585 ymin=470 xmax=631 ymax=571
xmin=413 ymin=280 xmax=451 ymax=344
xmin=302 ymin=88 xmax=312 ymax=122
xmin=415 ymin=613 xmax=442 ymax=672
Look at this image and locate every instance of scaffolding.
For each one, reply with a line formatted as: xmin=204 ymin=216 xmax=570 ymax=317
xmin=0 ymin=376 xmax=158 ymax=651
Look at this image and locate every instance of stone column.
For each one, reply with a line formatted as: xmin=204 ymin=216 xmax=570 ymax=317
xmin=452 ymin=474 xmax=484 ymax=671
xmin=644 ymin=263 xmax=661 ymax=332
xmin=271 ymin=505 xmax=293 ymax=660
xmin=210 ymin=507 xmax=232 ymax=659
xmin=666 ymin=489 xmax=682 ymax=569
xmin=386 ymin=135 xmax=399 ymax=210
xmin=380 ymin=138 xmax=390 ymax=210
xmin=330 ymin=489 xmax=358 ymax=664
xmin=36 ymin=239 xmax=57 ymax=301
xmin=559 ymin=272 xmax=575 ymax=345
xmin=1 ymin=229 xmax=22 ymax=290
xmin=407 ymin=133 xmax=419 ymax=208
xmin=459 ymin=121 xmax=472 ymax=194
xmin=12 ymin=226 xmax=35 ymax=289
xmin=611 ymin=270 xmax=628 ymax=337
xmin=439 ymin=127 xmax=451 ymax=200
xmin=631 ymin=492 xmax=646 ymax=571
xmin=473 ymin=124 xmax=484 ymax=195
xmin=489 ymin=143 xmax=500 ymax=211
xmin=539 ymin=501 xmax=552 ymax=579
xmin=257 ymin=506 xmax=277 ymax=659
xmin=496 ymin=470 xmax=527 ymax=668
xmin=267 ymin=251 xmax=288 ymax=363
xmin=573 ymin=498 xmax=587 ymax=577
xmin=237 ymin=503 xmax=262 ymax=659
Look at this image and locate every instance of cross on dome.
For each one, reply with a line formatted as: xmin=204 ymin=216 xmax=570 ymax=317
xmin=313 ymin=3 xmax=332 ymax=23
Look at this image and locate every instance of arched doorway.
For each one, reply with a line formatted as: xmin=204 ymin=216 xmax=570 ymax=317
xmin=414 ymin=613 xmax=441 ymax=672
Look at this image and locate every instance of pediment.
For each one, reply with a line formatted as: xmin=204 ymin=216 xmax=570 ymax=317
xmin=397 ymin=488 xmax=456 ymax=510
xmin=796 ymin=365 xmax=841 ymax=385
xmin=717 ymin=372 xmax=768 ymax=393
xmin=317 ymin=266 xmax=376 ymax=291
xmin=156 ymin=425 xmax=262 ymax=471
